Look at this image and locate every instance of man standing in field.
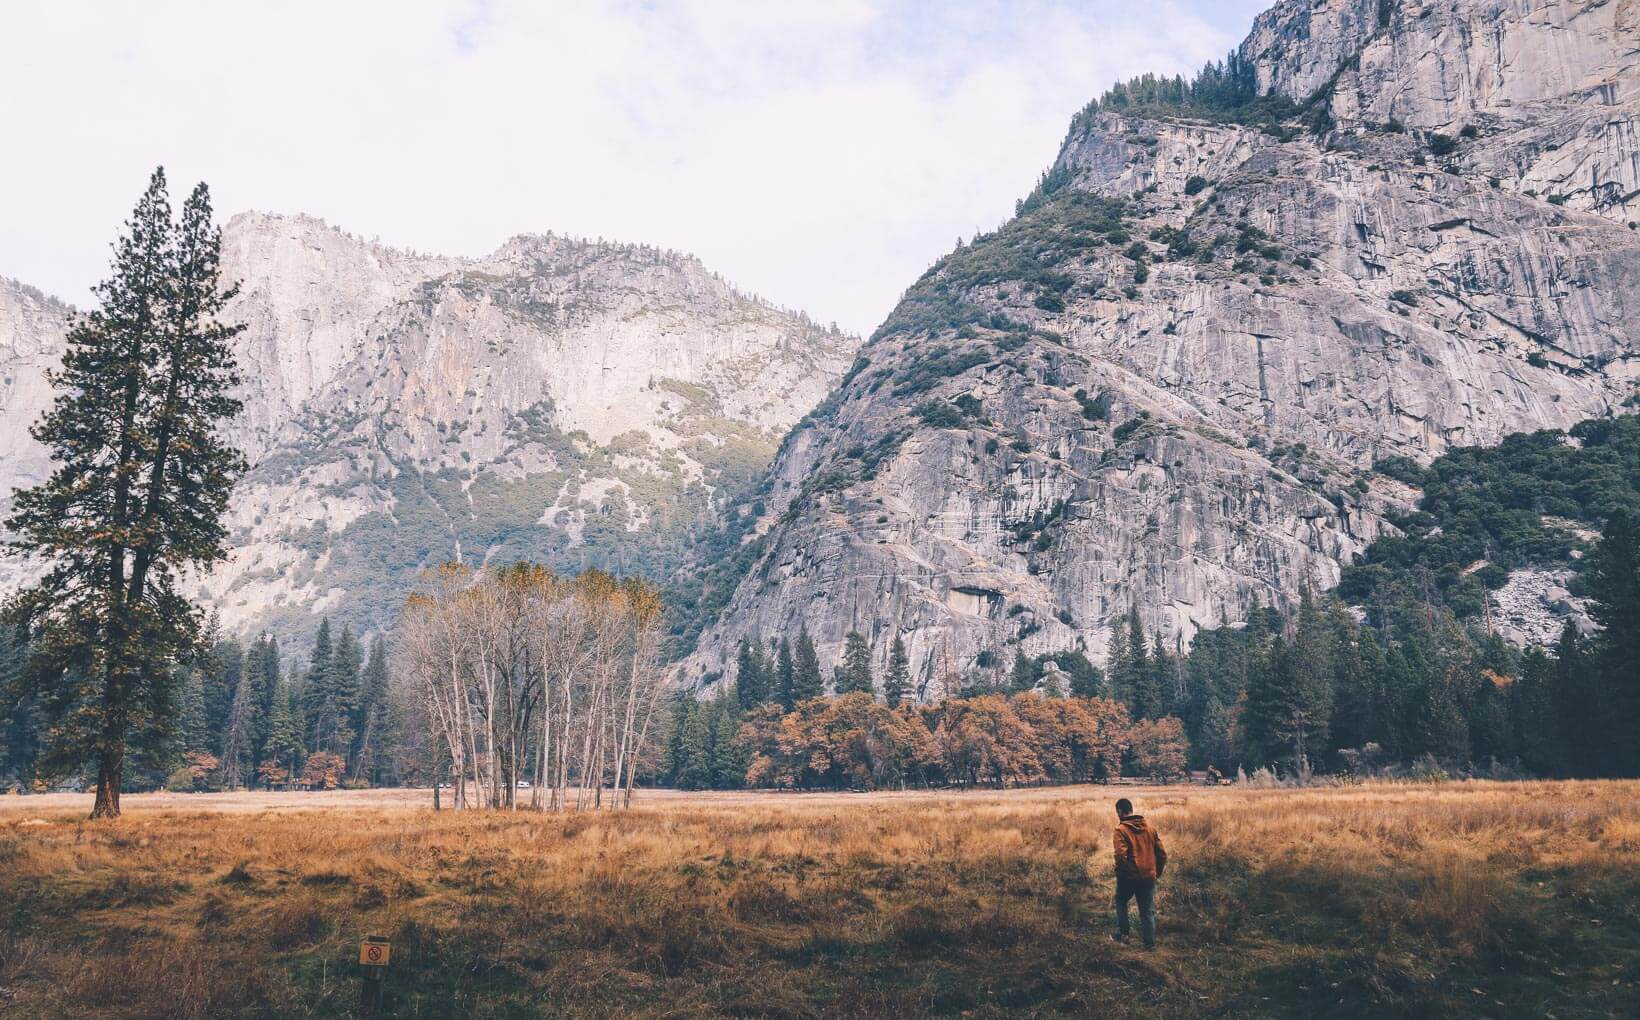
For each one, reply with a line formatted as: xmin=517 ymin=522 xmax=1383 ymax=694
xmin=1112 ymin=797 xmax=1166 ymax=949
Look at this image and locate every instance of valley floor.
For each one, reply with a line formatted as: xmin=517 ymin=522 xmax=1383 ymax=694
xmin=1 ymin=782 xmax=1636 ymax=1017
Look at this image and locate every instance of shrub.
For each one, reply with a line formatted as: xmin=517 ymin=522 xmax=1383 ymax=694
xmin=1112 ymin=411 xmax=1150 ymax=444
xmin=1033 ymin=293 xmax=1065 ymax=313
xmin=1074 ymin=389 xmax=1113 ymax=421
xmin=1183 ymin=175 xmax=1209 ymax=196
xmin=1127 ymin=717 xmax=1190 ymax=782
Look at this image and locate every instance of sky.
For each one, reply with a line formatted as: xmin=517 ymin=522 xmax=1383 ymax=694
xmin=0 ymin=0 xmax=1268 ymax=337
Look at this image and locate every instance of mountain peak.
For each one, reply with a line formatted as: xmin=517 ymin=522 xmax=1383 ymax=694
xmin=676 ymin=0 xmax=1640 ymax=691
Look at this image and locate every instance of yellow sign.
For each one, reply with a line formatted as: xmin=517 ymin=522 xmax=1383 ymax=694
xmin=360 ymin=937 xmax=391 ymax=967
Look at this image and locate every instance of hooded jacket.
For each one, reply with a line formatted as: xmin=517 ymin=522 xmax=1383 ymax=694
xmin=1113 ymin=814 xmax=1166 ymax=882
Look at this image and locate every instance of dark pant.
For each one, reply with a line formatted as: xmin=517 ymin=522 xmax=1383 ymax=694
xmin=1115 ymin=877 xmax=1156 ymax=947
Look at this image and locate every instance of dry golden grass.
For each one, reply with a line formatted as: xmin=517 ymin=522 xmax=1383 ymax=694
xmin=1 ymin=782 xmax=1637 ymax=1018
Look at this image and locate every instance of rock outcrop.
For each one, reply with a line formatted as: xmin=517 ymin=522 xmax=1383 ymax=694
xmin=680 ymin=0 xmax=1640 ymax=694
xmin=0 ymin=216 xmax=856 ymax=642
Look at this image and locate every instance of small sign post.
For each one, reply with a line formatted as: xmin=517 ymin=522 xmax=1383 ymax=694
xmin=359 ymin=935 xmax=390 ymax=1016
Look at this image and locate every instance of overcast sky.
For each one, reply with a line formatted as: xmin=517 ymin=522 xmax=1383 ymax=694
xmin=1 ymin=0 xmax=1267 ymax=336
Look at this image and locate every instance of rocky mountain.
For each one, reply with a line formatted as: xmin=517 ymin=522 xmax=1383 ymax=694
xmin=0 ymin=214 xmax=856 ymax=643
xmin=679 ymin=0 xmax=1640 ymax=694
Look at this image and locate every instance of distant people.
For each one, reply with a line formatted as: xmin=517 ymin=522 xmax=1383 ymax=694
xmin=1111 ymin=797 xmax=1166 ymax=949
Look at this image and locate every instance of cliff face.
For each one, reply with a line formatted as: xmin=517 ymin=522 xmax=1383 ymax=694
xmin=0 ymin=279 xmax=72 ymax=495
xmin=680 ymin=0 xmax=1640 ymax=694
xmin=0 ymin=215 xmax=856 ymax=642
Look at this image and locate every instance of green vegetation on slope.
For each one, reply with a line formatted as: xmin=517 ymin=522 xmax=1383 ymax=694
xmin=1342 ymin=415 xmax=1640 ymax=617
xmin=873 ymin=189 xmax=1128 ymax=342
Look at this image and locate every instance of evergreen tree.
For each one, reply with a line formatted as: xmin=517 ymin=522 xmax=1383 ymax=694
xmin=792 ymin=627 xmax=824 ymax=702
xmin=1058 ymin=651 xmax=1105 ymax=699
xmin=1378 ymin=643 xmax=1420 ymax=759
xmin=1107 ymin=611 xmax=1150 ymax=716
xmin=1550 ymin=623 xmax=1602 ymax=777
xmin=1407 ymin=668 xmax=1470 ymax=764
xmin=884 ymin=636 xmax=911 ymax=707
xmin=248 ymin=635 xmax=281 ymax=779
xmin=838 ymin=632 xmax=874 ymax=695
xmin=1009 ymin=650 xmax=1037 ymax=693
xmin=708 ymin=698 xmax=749 ymax=789
xmin=262 ymin=677 xmax=304 ymax=784
xmin=775 ymin=637 xmax=796 ymax=711
xmin=3 ymin=169 xmax=245 ymax=817
xmin=1512 ymin=648 xmax=1561 ymax=776
xmin=664 ymin=694 xmax=691 ymax=784
xmin=323 ymin=626 xmax=362 ymax=758
xmin=0 ymin=627 xmax=44 ymax=789
xmin=202 ymin=635 xmax=241 ymax=743
xmin=735 ymin=636 xmax=770 ymax=707
xmin=1238 ymin=629 xmax=1330 ymax=774
xmin=1585 ymin=511 xmax=1640 ymax=772
xmin=1196 ymin=695 xmax=1233 ymax=772
xmin=352 ymin=637 xmax=390 ymax=783
xmin=220 ymin=668 xmax=256 ymax=789
xmin=177 ymin=662 xmax=208 ymax=756
xmin=675 ymin=700 xmax=712 ymax=790
xmin=301 ymin=618 xmax=334 ymax=745
xmin=1146 ymin=634 xmax=1177 ymax=718
xmin=1286 ymin=591 xmax=1335 ymax=759
xmin=1330 ymin=620 xmax=1387 ymax=754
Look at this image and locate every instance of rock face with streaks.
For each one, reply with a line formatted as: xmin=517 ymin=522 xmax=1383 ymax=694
xmin=0 ymin=279 xmax=73 ymax=494
xmin=679 ymin=0 xmax=1640 ymax=694
xmin=0 ymin=214 xmax=856 ymax=642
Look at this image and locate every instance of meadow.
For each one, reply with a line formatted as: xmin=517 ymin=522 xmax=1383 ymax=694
xmin=1 ymin=782 xmax=1637 ymax=1018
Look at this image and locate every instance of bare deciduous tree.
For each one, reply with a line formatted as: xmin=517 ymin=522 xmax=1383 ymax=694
xmin=394 ymin=562 xmax=667 ymax=811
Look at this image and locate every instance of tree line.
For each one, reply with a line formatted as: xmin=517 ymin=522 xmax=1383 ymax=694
xmin=0 ymin=615 xmax=399 ymax=795
xmin=661 ymin=509 xmax=1638 ymax=789
xmin=7 ymin=508 xmax=1630 ymax=797
xmin=662 ymin=689 xmax=1184 ymax=792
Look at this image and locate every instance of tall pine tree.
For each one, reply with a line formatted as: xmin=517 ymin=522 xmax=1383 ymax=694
xmin=1585 ymin=511 xmax=1640 ymax=773
xmin=775 ymin=637 xmax=796 ymax=711
xmin=301 ymin=619 xmax=334 ymax=748
xmin=3 ymin=169 xmax=245 ymax=817
xmin=838 ymin=632 xmax=874 ymax=695
xmin=262 ymin=677 xmax=304 ymax=785
xmin=735 ymin=636 xmax=770 ymax=707
xmin=792 ymin=627 xmax=824 ymax=702
xmin=883 ymin=636 xmax=911 ymax=707
xmin=352 ymin=637 xmax=390 ymax=783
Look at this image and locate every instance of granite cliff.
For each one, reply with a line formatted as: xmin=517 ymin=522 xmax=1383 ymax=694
xmin=0 ymin=216 xmax=856 ymax=643
xmin=680 ymin=0 xmax=1640 ymax=693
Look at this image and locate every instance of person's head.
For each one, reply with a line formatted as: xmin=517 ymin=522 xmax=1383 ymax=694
xmin=1115 ymin=798 xmax=1133 ymax=819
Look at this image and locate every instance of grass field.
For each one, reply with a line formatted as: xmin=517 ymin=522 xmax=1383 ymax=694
xmin=1 ymin=782 xmax=1637 ymax=1018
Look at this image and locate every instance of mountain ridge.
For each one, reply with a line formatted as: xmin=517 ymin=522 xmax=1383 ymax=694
xmin=676 ymin=0 xmax=1640 ymax=694
xmin=0 ymin=212 xmax=858 ymax=648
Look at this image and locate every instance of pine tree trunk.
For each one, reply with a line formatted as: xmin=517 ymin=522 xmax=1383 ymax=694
xmin=90 ymin=747 xmax=122 ymax=819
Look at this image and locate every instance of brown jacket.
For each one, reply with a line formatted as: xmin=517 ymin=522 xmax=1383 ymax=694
xmin=1113 ymin=814 xmax=1166 ymax=882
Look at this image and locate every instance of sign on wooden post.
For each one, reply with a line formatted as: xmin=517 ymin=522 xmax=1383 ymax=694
xmin=359 ymin=935 xmax=390 ymax=1016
